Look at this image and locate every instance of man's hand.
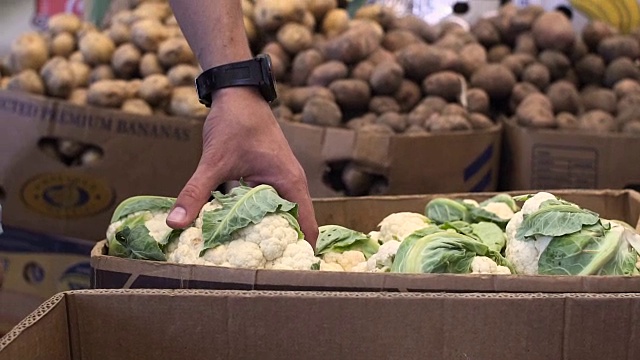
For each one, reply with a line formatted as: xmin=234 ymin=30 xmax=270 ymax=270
xmin=165 ymin=87 xmax=319 ymax=245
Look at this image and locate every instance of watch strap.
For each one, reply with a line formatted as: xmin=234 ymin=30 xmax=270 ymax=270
xmin=195 ymin=58 xmax=264 ymax=107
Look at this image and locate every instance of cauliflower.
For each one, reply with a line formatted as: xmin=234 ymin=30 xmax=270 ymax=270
xmin=265 ymin=240 xmax=319 ymax=270
xmin=319 ymin=261 xmax=345 ymax=271
xmin=378 ymin=212 xmax=430 ymax=243
xmin=321 ymin=250 xmax=366 ymax=271
xmin=505 ymin=192 xmax=557 ymax=275
xmin=352 ymin=240 xmax=401 ymax=272
xmin=106 ymin=210 xmax=172 ymax=243
xmin=195 ymin=201 xmax=222 ymax=228
xmin=470 ymin=256 xmax=511 ymax=275
xmin=482 ymin=202 xmax=515 ymax=220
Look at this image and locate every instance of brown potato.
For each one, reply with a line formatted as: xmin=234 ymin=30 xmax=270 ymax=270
xmin=382 ymin=30 xmax=421 ymax=52
xmin=613 ymin=79 xmax=640 ymax=99
xmin=139 ymin=74 xmax=173 ymax=106
xmin=306 ymin=0 xmax=337 ymax=21
xmin=570 ymin=38 xmax=589 ymax=63
xmin=574 ymin=54 xmax=605 ymax=86
xmin=277 ymin=22 xmax=313 ymax=54
xmin=604 ymin=57 xmax=640 ymax=88
xmin=389 ymin=14 xmax=438 ymax=43
xmin=532 ymin=11 xmax=575 ymax=51
xmin=407 ymin=103 xmax=437 ymax=127
xmin=89 ymin=65 xmax=114 ymax=84
xmin=69 ymin=61 xmax=90 ymax=87
xmin=341 ymin=163 xmax=374 ymax=196
xmin=139 ymin=53 xmax=164 ymax=77
xmin=509 ymin=5 xmax=545 ymax=34
xmin=486 ymin=44 xmax=511 ymax=63
xmin=131 ymin=2 xmax=172 ymax=22
xmin=466 ymin=88 xmax=490 ymax=116
xmin=111 ymin=43 xmax=142 ymax=79
xmin=157 ymin=37 xmax=195 ymax=67
xmin=538 ymin=50 xmax=570 ymax=80
xmin=328 ymin=79 xmax=371 ymax=110
xmin=253 ymin=0 xmax=305 ymax=31
xmin=40 ymin=57 xmax=74 ymax=98
xmin=522 ymin=62 xmax=550 ymax=90
xmin=556 ymin=112 xmax=579 ymax=130
xmin=169 ymin=86 xmax=209 ymax=118
xmin=422 ymin=71 xmax=463 ymax=102
xmin=261 ymin=42 xmax=291 ymax=67
xmin=121 ymin=98 xmax=153 ymax=115
xmin=369 ymin=96 xmax=400 ymax=114
xmin=516 ymin=93 xmax=555 ymax=128
xmin=369 ymin=61 xmax=403 ymax=95
xmin=581 ymin=88 xmax=616 ymax=114
xmin=357 ymin=122 xmax=395 ymax=135
xmin=281 ymin=86 xmax=335 ymax=112
xmin=47 ymin=13 xmax=82 ymax=34
xmin=514 ymin=32 xmax=538 ymax=56
xmin=582 ymin=20 xmax=618 ymax=52
xmin=50 ymin=32 xmax=76 ymax=58
xmin=471 ymin=19 xmax=501 ymax=48
xmin=323 ymin=25 xmax=381 ymax=64
xmin=509 ymin=82 xmax=540 ymax=112
xmin=125 ymin=79 xmax=142 ymax=99
xmin=68 ymin=51 xmax=84 ymax=63
xmin=617 ymin=93 xmax=640 ymax=116
xmin=354 ymin=4 xmax=396 ymax=29
xmin=500 ymin=54 xmax=535 ymax=79
xmin=321 ymin=8 xmax=349 ymax=38
xmin=426 ymin=114 xmax=472 ymax=133
xmin=578 ymin=110 xmax=616 ymax=132
xmin=7 ymin=69 xmax=45 ymax=95
xmin=598 ymin=35 xmax=640 ymax=63
xmin=546 ymin=80 xmax=581 ymax=114
xmin=271 ymin=105 xmax=294 ymax=121
xmin=366 ymin=48 xmax=396 ymax=66
xmin=376 ymin=112 xmax=407 ymax=133
xmin=459 ymin=43 xmax=487 ymax=78
xmin=131 ymin=18 xmax=169 ymax=52
xmin=351 ymin=61 xmax=375 ymax=81
xmin=470 ymin=64 xmax=516 ymax=100
xmin=290 ymin=48 xmax=324 ymax=86
xmin=68 ymin=88 xmax=87 ymax=106
xmin=395 ymin=43 xmax=444 ymax=82
xmin=107 ymin=22 xmax=132 ymax=45
xmin=87 ymin=80 xmax=128 ymax=108
xmin=167 ymin=64 xmax=199 ymax=86
xmin=393 ymin=79 xmax=421 ymax=112
xmin=345 ymin=113 xmax=376 ymax=130
xmin=302 ymin=97 xmax=342 ymax=127
xmin=8 ymin=32 xmax=49 ymax=73
xmin=468 ymin=113 xmax=494 ymax=130
xmin=306 ymin=60 xmax=348 ymax=87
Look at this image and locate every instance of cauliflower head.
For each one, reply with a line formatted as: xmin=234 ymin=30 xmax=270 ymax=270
xmin=378 ymin=212 xmax=430 ymax=243
xmin=470 ymin=256 xmax=512 ymax=275
xmin=352 ymin=240 xmax=401 ymax=272
xmin=106 ymin=210 xmax=172 ymax=244
xmin=321 ymin=250 xmax=367 ymax=272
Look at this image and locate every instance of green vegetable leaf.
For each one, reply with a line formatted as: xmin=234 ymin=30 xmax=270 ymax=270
xmin=512 ymin=194 xmax=534 ymax=202
xmin=403 ymin=225 xmax=446 ymax=244
xmin=201 ymin=184 xmax=298 ymax=254
xmin=310 ymin=262 xmax=321 ymax=271
xmin=425 ymin=198 xmax=472 ymax=224
xmin=110 ymin=226 xmax=167 ymax=261
xmin=470 ymin=222 xmax=506 ymax=253
xmin=316 ymin=225 xmax=379 ymax=259
xmin=469 ymin=207 xmax=510 ymax=228
xmin=516 ymin=205 xmax=600 ymax=240
xmin=479 ymin=194 xmax=519 ymax=211
xmin=111 ymin=196 xmax=175 ymax=223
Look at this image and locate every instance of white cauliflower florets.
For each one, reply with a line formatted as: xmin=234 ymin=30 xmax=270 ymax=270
xmin=233 ymin=214 xmax=299 ymax=261
xmin=482 ymin=202 xmax=515 ymax=220
xmin=505 ymin=192 xmax=558 ymax=275
xmin=470 ymin=256 xmax=511 ymax=275
xmin=166 ymin=227 xmax=208 ymax=265
xmin=319 ymin=261 xmax=345 ymax=272
xmin=352 ymin=240 xmax=401 ymax=272
xmin=106 ymin=211 xmax=172 ymax=244
xmin=226 ymin=240 xmax=266 ymax=268
xmin=195 ymin=201 xmax=223 ymax=228
xmin=266 ymin=240 xmax=319 ymax=270
xmin=322 ymin=250 xmax=366 ymax=271
xmin=378 ymin=212 xmax=430 ymax=243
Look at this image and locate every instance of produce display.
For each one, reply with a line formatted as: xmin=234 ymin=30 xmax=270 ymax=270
xmin=105 ymin=183 xmax=640 ymax=276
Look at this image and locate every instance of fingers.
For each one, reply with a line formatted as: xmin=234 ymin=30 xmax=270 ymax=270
xmin=272 ymin=176 xmax=319 ymax=247
xmin=167 ymin=162 xmax=222 ymax=229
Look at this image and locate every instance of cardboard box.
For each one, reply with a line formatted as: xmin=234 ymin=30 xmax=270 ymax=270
xmin=1 ymin=289 xmax=640 ymax=360
xmin=0 ymin=90 xmax=203 ymax=241
xmin=91 ymin=189 xmax=640 ymax=293
xmin=0 ymin=226 xmax=94 ymax=335
xmin=501 ymin=118 xmax=640 ymax=191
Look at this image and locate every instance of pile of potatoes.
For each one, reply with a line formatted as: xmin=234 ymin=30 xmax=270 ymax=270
xmin=0 ymin=0 xmax=207 ymax=119
xmin=469 ymin=4 xmax=640 ymax=133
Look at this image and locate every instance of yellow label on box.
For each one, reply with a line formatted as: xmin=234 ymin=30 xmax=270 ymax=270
xmin=21 ymin=172 xmax=115 ymax=218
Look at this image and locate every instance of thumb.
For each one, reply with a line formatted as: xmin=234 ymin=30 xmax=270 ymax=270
xmin=167 ymin=165 xmax=221 ymax=229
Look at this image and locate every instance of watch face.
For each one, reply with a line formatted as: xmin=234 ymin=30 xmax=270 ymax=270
xmin=258 ymin=54 xmax=278 ymax=103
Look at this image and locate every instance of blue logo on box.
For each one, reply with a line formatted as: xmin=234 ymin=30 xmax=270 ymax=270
xmin=58 ymin=262 xmax=91 ymax=291
xmin=23 ymin=262 xmax=45 ymax=284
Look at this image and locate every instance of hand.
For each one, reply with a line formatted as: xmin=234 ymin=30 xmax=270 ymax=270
xmin=166 ymin=87 xmax=319 ymax=246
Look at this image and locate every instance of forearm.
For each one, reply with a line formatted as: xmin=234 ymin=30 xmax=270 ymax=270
xmin=168 ymin=0 xmax=252 ymax=70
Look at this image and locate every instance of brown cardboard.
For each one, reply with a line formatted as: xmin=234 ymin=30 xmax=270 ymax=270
xmin=2 ymin=289 xmax=640 ymax=360
xmin=0 ymin=90 xmax=203 ymax=241
xmin=353 ymin=124 xmax=502 ymax=194
xmin=502 ymin=118 xmax=640 ymax=191
xmin=91 ymin=189 xmax=640 ymax=293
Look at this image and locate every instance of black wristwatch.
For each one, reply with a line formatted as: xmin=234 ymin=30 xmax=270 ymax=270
xmin=195 ymin=54 xmax=277 ymax=107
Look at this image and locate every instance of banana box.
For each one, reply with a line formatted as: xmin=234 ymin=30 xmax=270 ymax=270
xmin=0 ymin=226 xmax=93 ymax=335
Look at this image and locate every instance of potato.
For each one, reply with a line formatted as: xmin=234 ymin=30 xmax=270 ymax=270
xmin=531 ymin=11 xmax=575 ymax=52
xmin=132 ymin=2 xmax=172 ymax=22
xmin=598 ymin=35 xmax=640 ymax=63
xmin=110 ymin=10 xmax=136 ymax=26
xmin=69 ymin=61 xmax=90 ymax=87
xmin=617 ymin=93 xmax=640 ymax=116
xmin=241 ymin=0 xmax=254 ymax=18
xmin=307 ymin=60 xmax=348 ymax=87
xmin=459 ymin=43 xmax=487 ymax=78
xmin=321 ymin=8 xmax=349 ymax=38
xmin=570 ymin=38 xmax=589 ymax=63
xmin=323 ymin=25 xmax=381 ymax=64
xmin=169 ymin=86 xmax=209 ymax=118
xmin=139 ymin=53 xmax=164 ymax=77
xmin=348 ymin=19 xmax=385 ymax=39
xmin=68 ymin=88 xmax=87 ymax=106
xmin=244 ymin=16 xmax=258 ymax=44
xmin=77 ymin=22 xmax=98 ymax=39
xmin=622 ymin=121 xmax=640 ymax=133
xmin=79 ymin=32 xmax=116 ymax=66
xmin=441 ymin=103 xmax=467 ymax=117
xmin=167 ymin=64 xmax=199 ymax=86
xmin=125 ymin=79 xmax=142 ymax=99
xmin=389 ymin=14 xmax=438 ymax=43
xmin=433 ymin=33 xmax=470 ymax=52
xmin=581 ymin=88 xmax=616 ymax=114
xmin=376 ymin=112 xmax=407 ymax=133
xmin=89 ymin=65 xmax=114 ymax=84
xmin=369 ymin=61 xmax=403 ymax=95
xmin=617 ymin=105 xmax=640 ymax=127
xmin=556 ymin=112 xmax=579 ymax=130
xmin=131 ymin=18 xmax=169 ymax=52
xmin=253 ymin=0 xmax=305 ymax=31
xmin=468 ymin=113 xmax=494 ymax=130
xmin=40 ymin=57 xmax=74 ymax=98
xmin=510 ymin=5 xmax=545 ymax=34
xmin=329 ymin=79 xmax=371 ymax=110
xmin=470 ymin=64 xmax=516 ymax=100
xmin=50 ymin=32 xmax=76 ymax=58
xmin=466 ymin=88 xmax=490 ymax=116
xmin=500 ymin=54 xmax=535 ymax=79
xmin=341 ymin=163 xmax=374 ymax=196
xmin=582 ymin=20 xmax=618 ymax=52
xmin=357 ymin=122 xmax=395 ymax=135
xmin=139 ymin=74 xmax=172 ymax=106
xmin=366 ymin=48 xmax=395 ymax=66
xmin=396 ymin=43 xmax=444 ymax=81
xmin=407 ymin=103 xmax=438 ymax=127
xmin=165 ymin=25 xmax=184 ymax=39
xmin=613 ymin=79 xmax=640 ymax=99
xmin=8 ymin=32 xmax=49 ymax=73
xmin=354 ymin=4 xmax=396 ymax=29
xmin=111 ymin=43 xmax=142 ymax=79
xmin=422 ymin=71 xmax=463 ymax=102
xmin=277 ymin=23 xmax=313 ymax=54
xmin=604 ymin=57 xmax=640 ymax=88
xmin=369 ymin=96 xmax=400 ymax=114
xmin=522 ymin=62 xmax=550 ymax=90
xmin=574 ymin=54 xmax=605 ymax=86
xmin=538 ymin=50 xmax=570 ymax=80
xmin=509 ymin=82 xmax=540 ymax=112
xmin=120 ymin=98 xmax=153 ymax=115
xmin=271 ymin=105 xmax=294 ymax=121
xmin=382 ymin=30 xmax=421 ymax=52
xmin=470 ymin=18 xmax=501 ymax=48
xmin=301 ymin=96 xmax=342 ymax=127
xmin=579 ymin=110 xmax=616 ymax=132
xmin=157 ymin=38 xmax=194 ymax=68
xmin=7 ymin=69 xmax=45 ymax=95
xmin=281 ymin=86 xmax=335 ymax=112
xmin=345 ymin=113 xmax=376 ymax=130
xmin=47 ymin=13 xmax=82 ymax=34
xmin=545 ymin=80 xmax=581 ymax=114
xmin=107 ymin=22 xmax=132 ymax=45
xmin=261 ymin=42 xmax=290 ymax=67
xmin=87 ymin=80 xmax=128 ymax=108
xmin=393 ymin=79 xmax=421 ymax=112
xmin=487 ymin=44 xmax=511 ymax=63
xmin=350 ymin=61 xmax=375 ymax=81
xmin=290 ymin=48 xmax=324 ymax=86
xmin=516 ymin=93 xmax=555 ymax=128
xmin=307 ymin=0 xmax=337 ymax=21
xmin=514 ymin=32 xmax=538 ymax=56
xmin=426 ymin=114 xmax=472 ymax=133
